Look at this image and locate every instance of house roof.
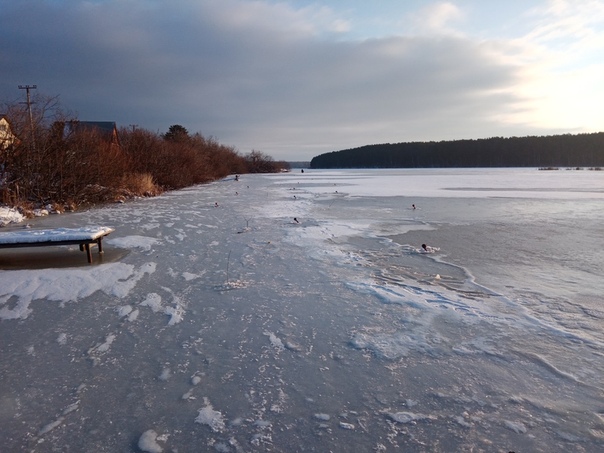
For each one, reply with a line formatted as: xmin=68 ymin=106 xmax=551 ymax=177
xmin=0 ymin=114 xmax=18 ymax=149
xmin=65 ymin=121 xmax=120 ymax=145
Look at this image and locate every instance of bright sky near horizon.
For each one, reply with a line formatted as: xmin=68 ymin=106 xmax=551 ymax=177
xmin=1 ymin=0 xmax=603 ymax=161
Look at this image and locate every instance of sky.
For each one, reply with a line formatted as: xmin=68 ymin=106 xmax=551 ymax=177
xmin=1 ymin=0 xmax=603 ymax=161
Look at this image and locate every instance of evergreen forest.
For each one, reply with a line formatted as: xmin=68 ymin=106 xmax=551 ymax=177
xmin=310 ymin=133 xmax=604 ymax=169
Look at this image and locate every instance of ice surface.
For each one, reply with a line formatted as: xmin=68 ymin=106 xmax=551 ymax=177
xmin=1 ymin=169 xmax=603 ymax=452
xmin=269 ymin=168 xmax=604 ymax=199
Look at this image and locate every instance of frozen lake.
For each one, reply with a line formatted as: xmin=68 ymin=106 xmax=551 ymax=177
xmin=1 ymin=168 xmax=603 ymax=452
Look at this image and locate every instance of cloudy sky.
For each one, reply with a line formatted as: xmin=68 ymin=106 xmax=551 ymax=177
xmin=2 ymin=0 xmax=603 ymax=161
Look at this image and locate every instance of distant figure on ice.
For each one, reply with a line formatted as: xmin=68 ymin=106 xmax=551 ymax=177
xmin=235 ymin=174 xmax=239 ymax=181
xmin=412 ymin=204 xmax=416 ymax=210
xmin=214 ymin=202 xmax=219 ymax=207
xmin=294 ymin=217 xmax=300 ymax=224
xmin=301 ymin=169 xmax=304 ymax=173
xmin=421 ymin=243 xmax=439 ymax=253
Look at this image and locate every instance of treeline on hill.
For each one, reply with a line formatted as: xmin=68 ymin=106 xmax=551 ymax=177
xmin=1 ymin=94 xmax=287 ymax=213
xmin=310 ymin=133 xmax=604 ymax=168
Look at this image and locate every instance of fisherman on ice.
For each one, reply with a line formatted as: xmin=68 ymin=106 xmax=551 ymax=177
xmin=421 ymin=243 xmax=439 ymax=253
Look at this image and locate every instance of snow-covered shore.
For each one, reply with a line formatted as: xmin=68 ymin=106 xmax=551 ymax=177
xmin=0 ymin=206 xmax=24 ymax=226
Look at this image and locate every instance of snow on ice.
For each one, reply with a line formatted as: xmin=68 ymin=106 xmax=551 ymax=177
xmin=1 ymin=169 xmax=604 ymax=452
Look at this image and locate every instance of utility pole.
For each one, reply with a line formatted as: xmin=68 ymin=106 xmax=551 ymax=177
xmin=18 ymin=84 xmax=37 ymax=151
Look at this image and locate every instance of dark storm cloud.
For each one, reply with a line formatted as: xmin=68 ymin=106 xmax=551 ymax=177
xmin=1 ymin=0 xmax=528 ymax=160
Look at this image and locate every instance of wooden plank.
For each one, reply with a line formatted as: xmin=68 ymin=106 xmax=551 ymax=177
xmin=0 ymin=227 xmax=114 ymax=263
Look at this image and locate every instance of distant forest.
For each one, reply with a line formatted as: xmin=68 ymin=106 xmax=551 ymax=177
xmin=310 ymin=132 xmax=604 ymax=168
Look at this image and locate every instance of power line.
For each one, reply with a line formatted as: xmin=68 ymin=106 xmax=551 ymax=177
xmin=18 ymin=84 xmax=37 ymax=151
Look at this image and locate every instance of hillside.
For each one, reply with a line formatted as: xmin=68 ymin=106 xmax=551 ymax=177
xmin=310 ymin=133 xmax=604 ymax=168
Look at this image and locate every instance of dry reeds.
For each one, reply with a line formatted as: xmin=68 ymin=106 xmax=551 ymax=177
xmin=120 ymin=173 xmax=159 ymax=197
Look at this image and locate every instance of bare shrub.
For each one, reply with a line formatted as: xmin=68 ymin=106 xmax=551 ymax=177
xmin=120 ymin=173 xmax=160 ymax=196
xmin=1 ymin=95 xmax=282 ymax=211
